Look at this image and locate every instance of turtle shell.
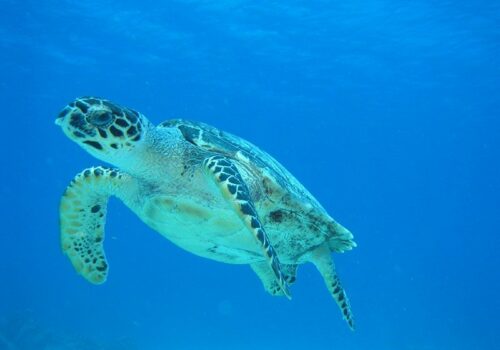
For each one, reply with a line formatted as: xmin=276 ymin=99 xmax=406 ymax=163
xmin=159 ymin=119 xmax=321 ymax=208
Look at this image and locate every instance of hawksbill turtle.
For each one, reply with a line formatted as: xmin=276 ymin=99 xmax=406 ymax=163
xmin=56 ymin=97 xmax=357 ymax=329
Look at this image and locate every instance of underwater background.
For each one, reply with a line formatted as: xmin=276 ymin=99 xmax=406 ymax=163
xmin=1 ymin=0 xmax=499 ymax=349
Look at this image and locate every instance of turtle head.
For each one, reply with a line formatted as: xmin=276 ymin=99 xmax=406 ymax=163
xmin=56 ymin=97 xmax=150 ymax=163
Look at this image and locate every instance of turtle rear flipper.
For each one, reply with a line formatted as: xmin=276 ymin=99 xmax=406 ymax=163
xmin=309 ymin=245 xmax=355 ymax=330
xmin=59 ymin=166 xmax=133 ymax=284
xmin=251 ymin=262 xmax=297 ymax=297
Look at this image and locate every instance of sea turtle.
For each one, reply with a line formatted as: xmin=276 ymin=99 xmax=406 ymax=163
xmin=56 ymin=97 xmax=357 ymax=329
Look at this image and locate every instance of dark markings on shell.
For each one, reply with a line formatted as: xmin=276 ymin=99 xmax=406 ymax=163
xmin=160 ymin=120 xmax=309 ymax=202
xmin=176 ymin=125 xmax=201 ymax=146
xmin=269 ymin=210 xmax=284 ymax=223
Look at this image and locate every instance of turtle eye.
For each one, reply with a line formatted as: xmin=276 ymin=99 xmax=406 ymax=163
xmin=87 ymin=110 xmax=114 ymax=128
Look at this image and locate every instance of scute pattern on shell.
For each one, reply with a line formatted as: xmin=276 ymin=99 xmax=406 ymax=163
xmin=159 ymin=119 xmax=321 ymax=209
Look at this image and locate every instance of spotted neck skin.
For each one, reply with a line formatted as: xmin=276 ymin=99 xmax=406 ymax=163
xmin=56 ymin=97 xmax=185 ymax=180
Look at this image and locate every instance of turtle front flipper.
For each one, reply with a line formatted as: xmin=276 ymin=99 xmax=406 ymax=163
xmin=203 ymin=155 xmax=291 ymax=299
xmin=59 ymin=166 xmax=132 ymax=284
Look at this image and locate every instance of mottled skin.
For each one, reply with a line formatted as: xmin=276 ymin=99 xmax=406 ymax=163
xmin=56 ymin=97 xmax=356 ymax=329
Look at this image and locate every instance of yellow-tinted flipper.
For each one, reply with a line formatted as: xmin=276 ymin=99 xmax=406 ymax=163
xmin=203 ymin=155 xmax=291 ymax=298
xmin=59 ymin=166 xmax=131 ymax=284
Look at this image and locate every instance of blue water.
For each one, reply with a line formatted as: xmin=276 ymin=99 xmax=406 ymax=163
xmin=1 ymin=0 xmax=499 ymax=349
